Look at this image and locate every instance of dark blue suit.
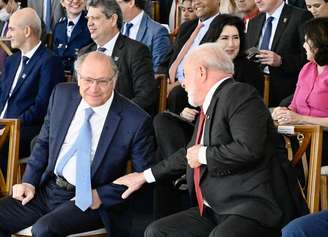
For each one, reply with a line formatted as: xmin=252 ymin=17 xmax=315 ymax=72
xmin=52 ymin=12 xmax=93 ymax=73
xmin=0 ymin=83 xmax=155 ymax=236
xmin=135 ymin=13 xmax=171 ymax=72
xmin=0 ymin=44 xmax=65 ymax=157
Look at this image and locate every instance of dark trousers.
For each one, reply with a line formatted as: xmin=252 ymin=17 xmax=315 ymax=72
xmin=167 ymin=85 xmax=189 ymax=115
xmin=0 ymin=178 xmax=103 ymax=237
xmin=145 ymin=207 xmax=281 ymax=237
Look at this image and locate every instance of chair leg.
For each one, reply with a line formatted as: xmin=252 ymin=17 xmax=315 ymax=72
xmin=320 ymin=175 xmax=328 ymax=210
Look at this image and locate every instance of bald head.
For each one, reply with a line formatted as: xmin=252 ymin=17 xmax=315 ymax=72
xmin=10 ymin=7 xmax=41 ymax=39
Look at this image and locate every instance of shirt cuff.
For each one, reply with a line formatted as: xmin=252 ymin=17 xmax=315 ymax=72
xmin=198 ymin=146 xmax=207 ymax=165
xmin=143 ymin=168 xmax=156 ymax=183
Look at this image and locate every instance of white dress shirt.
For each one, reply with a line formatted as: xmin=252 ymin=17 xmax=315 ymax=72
xmin=0 ymin=41 xmax=42 ymax=118
xmin=54 ymin=92 xmax=114 ymax=185
xmin=66 ymin=12 xmax=81 ymax=39
xmin=123 ymin=10 xmax=144 ymax=40
xmin=176 ymin=13 xmax=219 ymax=82
xmin=144 ymin=77 xmax=232 ymax=183
xmin=97 ymin=32 xmax=120 ymax=57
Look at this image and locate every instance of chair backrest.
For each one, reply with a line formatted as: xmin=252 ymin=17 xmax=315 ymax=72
xmin=0 ymin=39 xmax=13 ymax=56
xmin=263 ymin=74 xmax=270 ymax=107
xmin=0 ymin=119 xmax=20 ymax=196
xmin=151 ymin=0 xmax=160 ymax=22
xmin=278 ymin=124 xmax=323 ymax=213
xmin=155 ymin=73 xmax=167 ymax=112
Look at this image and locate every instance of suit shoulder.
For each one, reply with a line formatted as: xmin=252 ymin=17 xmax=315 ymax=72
xmin=79 ymin=42 xmax=97 ymax=55
xmin=220 ymin=80 xmax=258 ymax=100
xmin=53 ymin=82 xmax=79 ymax=96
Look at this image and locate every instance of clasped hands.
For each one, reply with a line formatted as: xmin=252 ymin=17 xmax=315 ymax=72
xmin=272 ymin=107 xmax=302 ymax=125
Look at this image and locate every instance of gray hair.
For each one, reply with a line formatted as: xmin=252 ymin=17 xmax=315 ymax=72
xmin=74 ymin=51 xmax=119 ymax=79
xmin=87 ymin=0 xmax=123 ymax=30
xmin=188 ymin=43 xmax=234 ymax=75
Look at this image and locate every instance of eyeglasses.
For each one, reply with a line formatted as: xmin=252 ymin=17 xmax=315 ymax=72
xmin=79 ymin=73 xmax=116 ymax=87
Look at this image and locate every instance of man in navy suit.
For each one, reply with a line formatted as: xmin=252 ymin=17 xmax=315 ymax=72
xmin=52 ymin=0 xmax=93 ymax=75
xmin=0 ymin=51 xmax=155 ymax=236
xmin=0 ymin=8 xmax=64 ymax=159
xmin=116 ymin=0 xmax=171 ymax=72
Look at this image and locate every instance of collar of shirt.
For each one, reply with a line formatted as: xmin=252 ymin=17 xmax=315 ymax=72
xmin=265 ymin=1 xmax=284 ymax=22
xmin=97 ymin=32 xmax=120 ymax=56
xmin=67 ymin=12 xmax=82 ymax=28
xmin=202 ymin=77 xmax=231 ymax=114
xmin=21 ymin=41 xmax=42 ymax=61
xmin=78 ymin=90 xmax=114 ymax=118
xmin=124 ymin=10 xmax=144 ymax=40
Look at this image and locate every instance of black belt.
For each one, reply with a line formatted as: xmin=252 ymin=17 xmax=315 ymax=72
xmin=55 ymin=176 xmax=75 ymax=191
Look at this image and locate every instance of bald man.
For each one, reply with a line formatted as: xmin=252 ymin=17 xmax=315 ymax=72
xmin=0 ymin=8 xmax=64 ymax=160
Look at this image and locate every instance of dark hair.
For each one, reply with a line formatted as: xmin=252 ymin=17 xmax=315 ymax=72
xmin=304 ymin=17 xmax=328 ymax=66
xmin=87 ymin=0 xmax=123 ymax=30
xmin=122 ymin=0 xmax=146 ymax=10
xmin=205 ymin=14 xmax=246 ymax=58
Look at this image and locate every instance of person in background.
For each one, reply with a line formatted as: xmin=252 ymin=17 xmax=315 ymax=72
xmin=181 ymin=0 xmax=197 ymax=23
xmin=220 ymin=0 xmax=239 ymax=14
xmin=272 ymin=17 xmax=328 ymax=165
xmin=116 ymin=0 xmax=171 ymax=72
xmin=52 ymin=0 xmax=92 ymax=76
xmin=234 ymin=0 xmax=259 ymax=32
xmin=0 ymin=8 xmax=64 ymax=162
xmin=305 ymin=0 xmax=328 ymax=17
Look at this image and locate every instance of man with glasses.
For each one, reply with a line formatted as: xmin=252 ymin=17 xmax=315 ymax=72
xmin=0 ymin=51 xmax=155 ymax=237
xmin=80 ymin=0 xmax=158 ymax=116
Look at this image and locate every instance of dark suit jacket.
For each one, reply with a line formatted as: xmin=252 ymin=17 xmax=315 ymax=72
xmin=136 ymin=13 xmax=171 ymax=72
xmin=0 ymin=44 xmax=64 ymax=126
xmin=52 ymin=11 xmax=93 ymax=73
xmin=246 ymin=4 xmax=312 ymax=106
xmin=22 ymin=83 xmax=155 ymax=233
xmin=79 ymin=34 xmax=158 ymax=115
xmin=157 ymin=15 xmax=222 ymax=75
xmin=151 ymin=79 xmax=284 ymax=228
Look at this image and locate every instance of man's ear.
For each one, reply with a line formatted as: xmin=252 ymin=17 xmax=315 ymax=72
xmin=199 ymin=65 xmax=207 ymax=82
xmin=111 ymin=13 xmax=118 ymax=27
xmin=24 ymin=25 xmax=31 ymax=38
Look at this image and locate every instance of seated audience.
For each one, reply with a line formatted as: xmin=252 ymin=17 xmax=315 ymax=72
xmin=52 ymin=0 xmax=92 ymax=76
xmin=272 ymin=17 xmax=328 ymax=165
xmin=234 ymin=0 xmax=259 ymax=32
xmin=115 ymin=43 xmax=293 ymax=237
xmin=282 ymin=209 xmax=328 ymax=237
xmin=116 ymin=0 xmax=171 ymax=72
xmin=80 ymin=0 xmax=158 ymax=115
xmin=0 ymin=51 xmax=155 ymax=236
xmin=305 ymin=0 xmax=328 ymax=17
xmin=0 ymin=8 xmax=64 ymax=162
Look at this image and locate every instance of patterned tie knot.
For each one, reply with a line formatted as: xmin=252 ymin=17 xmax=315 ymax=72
xmin=22 ymin=56 xmax=29 ymax=65
xmin=124 ymin=22 xmax=133 ymax=37
xmin=84 ymin=107 xmax=94 ymax=121
xmin=266 ymin=16 xmax=274 ymax=24
xmin=97 ymin=47 xmax=106 ymax=53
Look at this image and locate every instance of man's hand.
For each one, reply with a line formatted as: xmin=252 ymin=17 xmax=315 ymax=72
xmin=113 ymin=172 xmax=146 ymax=199
xmin=186 ymin=145 xmax=202 ymax=168
xmin=180 ymin=107 xmax=199 ymax=122
xmin=91 ymin=189 xmax=102 ymax=210
xmin=12 ymin=183 xmax=35 ymax=205
xmin=256 ymin=50 xmax=282 ymax=67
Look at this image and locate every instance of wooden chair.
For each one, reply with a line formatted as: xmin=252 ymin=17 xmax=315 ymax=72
xmin=278 ymin=124 xmax=323 ymax=213
xmin=263 ymin=74 xmax=270 ymax=107
xmin=0 ymin=119 xmax=20 ymax=196
xmin=0 ymin=39 xmax=13 ymax=56
xmin=156 ymin=73 xmax=168 ymax=112
xmin=151 ymin=0 xmax=160 ymax=22
xmin=14 ymin=227 xmax=107 ymax=237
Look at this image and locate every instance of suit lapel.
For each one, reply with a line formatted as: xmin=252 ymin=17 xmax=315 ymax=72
xmin=271 ymin=5 xmax=290 ymax=50
xmin=136 ymin=14 xmax=147 ymax=42
xmin=51 ymin=88 xmax=82 ymax=168
xmin=111 ymin=34 xmax=124 ymax=66
xmin=69 ymin=12 xmax=86 ymax=42
xmin=10 ymin=45 xmax=44 ymax=97
xmin=251 ymin=13 xmax=266 ymax=47
xmin=91 ymin=92 xmax=122 ymax=177
xmin=3 ymin=54 xmax=20 ymax=98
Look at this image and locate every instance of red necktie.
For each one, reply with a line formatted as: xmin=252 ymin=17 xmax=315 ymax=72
xmin=168 ymin=23 xmax=204 ymax=83
xmin=193 ymin=109 xmax=205 ymax=215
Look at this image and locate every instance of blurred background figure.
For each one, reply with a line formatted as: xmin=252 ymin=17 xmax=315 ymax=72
xmin=180 ymin=0 xmax=196 ymax=23
xmin=305 ymin=0 xmax=328 ymax=17
xmin=220 ymin=0 xmax=238 ymax=14
xmin=234 ymin=0 xmax=259 ymax=32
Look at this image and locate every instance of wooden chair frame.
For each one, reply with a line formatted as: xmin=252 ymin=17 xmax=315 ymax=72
xmin=263 ymin=74 xmax=270 ymax=107
xmin=278 ymin=124 xmax=323 ymax=213
xmin=0 ymin=119 xmax=20 ymax=196
xmin=156 ymin=73 xmax=167 ymax=112
xmin=151 ymin=0 xmax=160 ymax=22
